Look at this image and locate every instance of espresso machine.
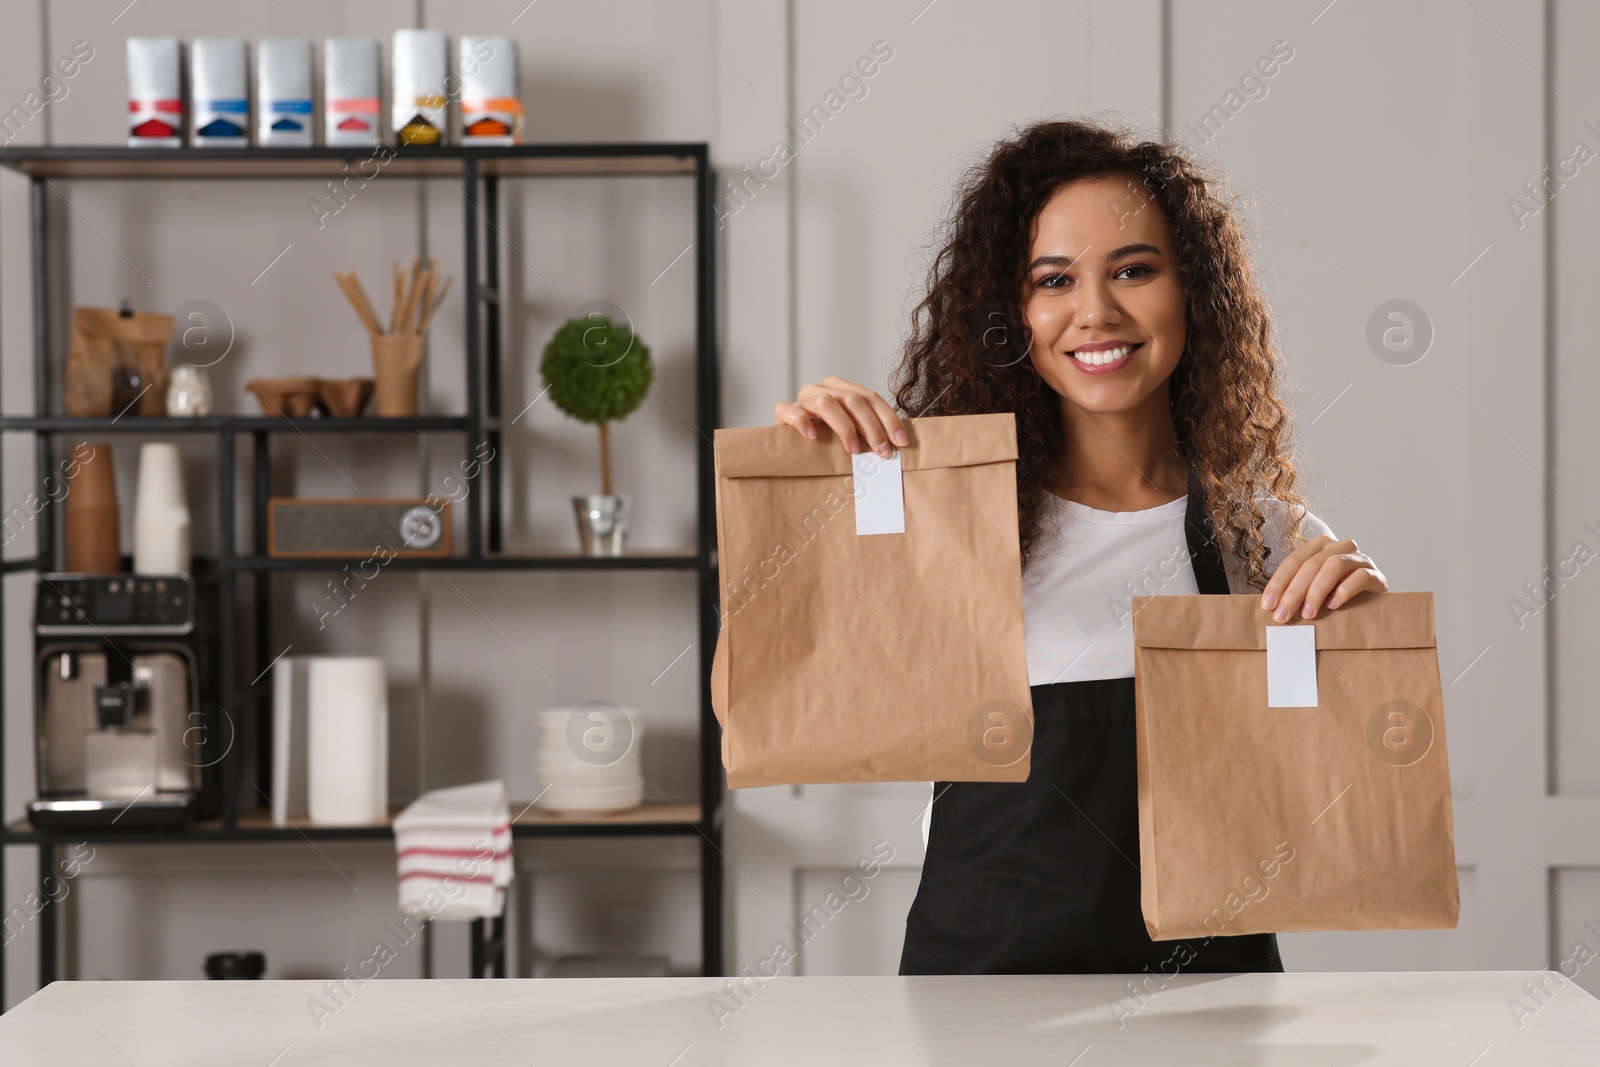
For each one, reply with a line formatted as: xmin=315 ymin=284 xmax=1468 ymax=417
xmin=29 ymin=572 xmax=221 ymax=831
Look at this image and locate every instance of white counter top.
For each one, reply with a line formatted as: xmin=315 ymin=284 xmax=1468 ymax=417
xmin=2 ymin=971 xmax=1595 ymax=1064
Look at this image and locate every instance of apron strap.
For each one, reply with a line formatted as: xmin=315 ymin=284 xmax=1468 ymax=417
xmin=1184 ymin=465 xmax=1232 ymax=595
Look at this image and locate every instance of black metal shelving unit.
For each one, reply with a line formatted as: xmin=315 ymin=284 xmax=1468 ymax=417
xmin=0 ymin=144 xmax=723 ymax=1003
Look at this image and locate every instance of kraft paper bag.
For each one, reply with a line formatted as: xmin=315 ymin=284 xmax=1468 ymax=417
xmin=714 ymin=412 xmax=1033 ymax=788
xmin=66 ymin=306 xmax=174 ymax=417
xmin=1132 ymin=590 xmax=1460 ymax=939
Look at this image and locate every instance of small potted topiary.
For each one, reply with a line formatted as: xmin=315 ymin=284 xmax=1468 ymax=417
xmin=539 ymin=311 xmax=653 ymax=555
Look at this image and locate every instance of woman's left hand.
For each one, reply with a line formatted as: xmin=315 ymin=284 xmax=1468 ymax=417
xmin=1259 ymin=535 xmax=1387 ymax=621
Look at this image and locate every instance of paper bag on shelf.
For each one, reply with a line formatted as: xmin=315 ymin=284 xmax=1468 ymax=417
xmin=713 ymin=412 xmax=1033 ymax=788
xmin=1131 ymin=590 xmax=1460 ymax=939
xmin=66 ymin=306 xmax=173 ymax=417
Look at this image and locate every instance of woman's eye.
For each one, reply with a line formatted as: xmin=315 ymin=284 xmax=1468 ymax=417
xmin=1037 ymin=264 xmax=1152 ymax=289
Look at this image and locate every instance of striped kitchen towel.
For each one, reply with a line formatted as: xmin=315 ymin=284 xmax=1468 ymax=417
xmin=393 ymin=780 xmax=512 ymax=920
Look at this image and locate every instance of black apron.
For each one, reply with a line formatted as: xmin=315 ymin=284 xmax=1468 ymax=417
xmin=899 ymin=472 xmax=1284 ymax=975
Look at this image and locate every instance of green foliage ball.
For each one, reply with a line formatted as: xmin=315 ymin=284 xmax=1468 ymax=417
xmin=539 ymin=313 xmax=653 ymax=425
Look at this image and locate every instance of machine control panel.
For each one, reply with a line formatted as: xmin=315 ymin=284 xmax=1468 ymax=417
xmin=36 ymin=574 xmax=195 ymax=635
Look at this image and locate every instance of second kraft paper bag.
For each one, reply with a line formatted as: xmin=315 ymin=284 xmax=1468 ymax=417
xmin=1131 ymin=590 xmax=1460 ymax=939
xmin=713 ymin=412 xmax=1033 ymax=788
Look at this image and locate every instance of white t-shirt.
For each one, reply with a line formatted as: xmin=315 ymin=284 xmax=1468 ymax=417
xmin=918 ymin=491 xmax=1333 ymax=849
xmin=1023 ymin=492 xmax=1197 ymax=686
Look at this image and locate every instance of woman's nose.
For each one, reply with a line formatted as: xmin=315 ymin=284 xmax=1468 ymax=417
xmin=1072 ymin=277 xmax=1121 ymax=328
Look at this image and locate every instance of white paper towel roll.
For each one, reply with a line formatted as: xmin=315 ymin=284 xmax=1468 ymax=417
xmin=307 ymin=656 xmax=388 ymax=824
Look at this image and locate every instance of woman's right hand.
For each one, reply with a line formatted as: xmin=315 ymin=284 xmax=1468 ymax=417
xmin=774 ymin=376 xmax=909 ymax=458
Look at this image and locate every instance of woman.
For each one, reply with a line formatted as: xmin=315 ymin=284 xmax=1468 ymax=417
xmin=711 ymin=117 xmax=1387 ymax=974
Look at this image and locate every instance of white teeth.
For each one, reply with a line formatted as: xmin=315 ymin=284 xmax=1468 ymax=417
xmin=1072 ymin=344 xmax=1133 ymax=365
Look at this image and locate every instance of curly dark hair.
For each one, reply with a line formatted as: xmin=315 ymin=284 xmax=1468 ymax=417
xmin=889 ymin=116 xmax=1309 ymax=589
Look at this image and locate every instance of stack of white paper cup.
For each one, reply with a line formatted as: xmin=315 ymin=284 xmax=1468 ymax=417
xmin=307 ymin=656 xmax=389 ymax=824
xmin=133 ymin=442 xmax=191 ymax=574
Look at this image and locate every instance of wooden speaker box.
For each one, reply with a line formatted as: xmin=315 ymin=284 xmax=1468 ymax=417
xmin=267 ymin=498 xmax=452 ymax=558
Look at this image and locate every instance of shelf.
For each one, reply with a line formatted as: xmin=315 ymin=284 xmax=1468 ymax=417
xmin=224 ymin=416 xmax=470 ymax=433
xmin=2 ymin=801 xmax=704 ymax=843
xmin=0 ymin=144 xmax=703 ymax=180
xmin=0 ymin=415 xmax=470 ymax=434
xmin=0 ymin=416 xmax=220 ymax=433
xmin=0 ymin=131 xmax=722 ymax=989
xmin=2 ymin=552 xmax=705 ymax=576
xmin=509 ymin=801 xmax=704 ymax=836
xmin=233 ymin=550 xmax=703 ymax=572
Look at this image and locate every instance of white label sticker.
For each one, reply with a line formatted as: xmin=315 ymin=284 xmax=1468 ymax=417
xmin=1265 ymin=625 xmax=1318 ymax=707
xmin=852 ymin=450 xmax=905 ymax=536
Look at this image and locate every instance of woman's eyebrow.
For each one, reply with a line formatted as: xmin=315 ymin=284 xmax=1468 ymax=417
xmin=1027 ymin=242 xmax=1162 ymax=271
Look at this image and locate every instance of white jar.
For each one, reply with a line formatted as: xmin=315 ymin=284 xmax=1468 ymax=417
xmin=166 ymin=364 xmax=213 ymax=417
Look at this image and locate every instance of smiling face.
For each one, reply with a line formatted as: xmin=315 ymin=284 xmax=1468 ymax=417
xmin=1021 ymin=174 xmax=1187 ymax=417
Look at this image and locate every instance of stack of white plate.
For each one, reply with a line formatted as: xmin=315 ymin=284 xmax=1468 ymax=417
xmin=533 ymin=705 xmax=645 ymax=813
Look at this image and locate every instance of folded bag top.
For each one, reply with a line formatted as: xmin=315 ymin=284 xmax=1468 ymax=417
xmin=1132 ymin=589 xmax=1436 ymax=651
xmin=714 ymin=412 xmax=1033 ymax=788
xmin=714 ymin=412 xmax=1018 ymax=479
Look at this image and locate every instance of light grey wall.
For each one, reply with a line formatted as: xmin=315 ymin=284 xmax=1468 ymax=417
xmin=4 ymin=0 xmax=1597 ymax=1007
xmin=722 ymin=0 xmax=1600 ymax=989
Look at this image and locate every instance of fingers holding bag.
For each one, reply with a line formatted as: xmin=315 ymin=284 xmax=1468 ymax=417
xmin=774 ymin=375 xmax=908 ymax=457
xmin=1260 ymin=534 xmax=1388 ymax=621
